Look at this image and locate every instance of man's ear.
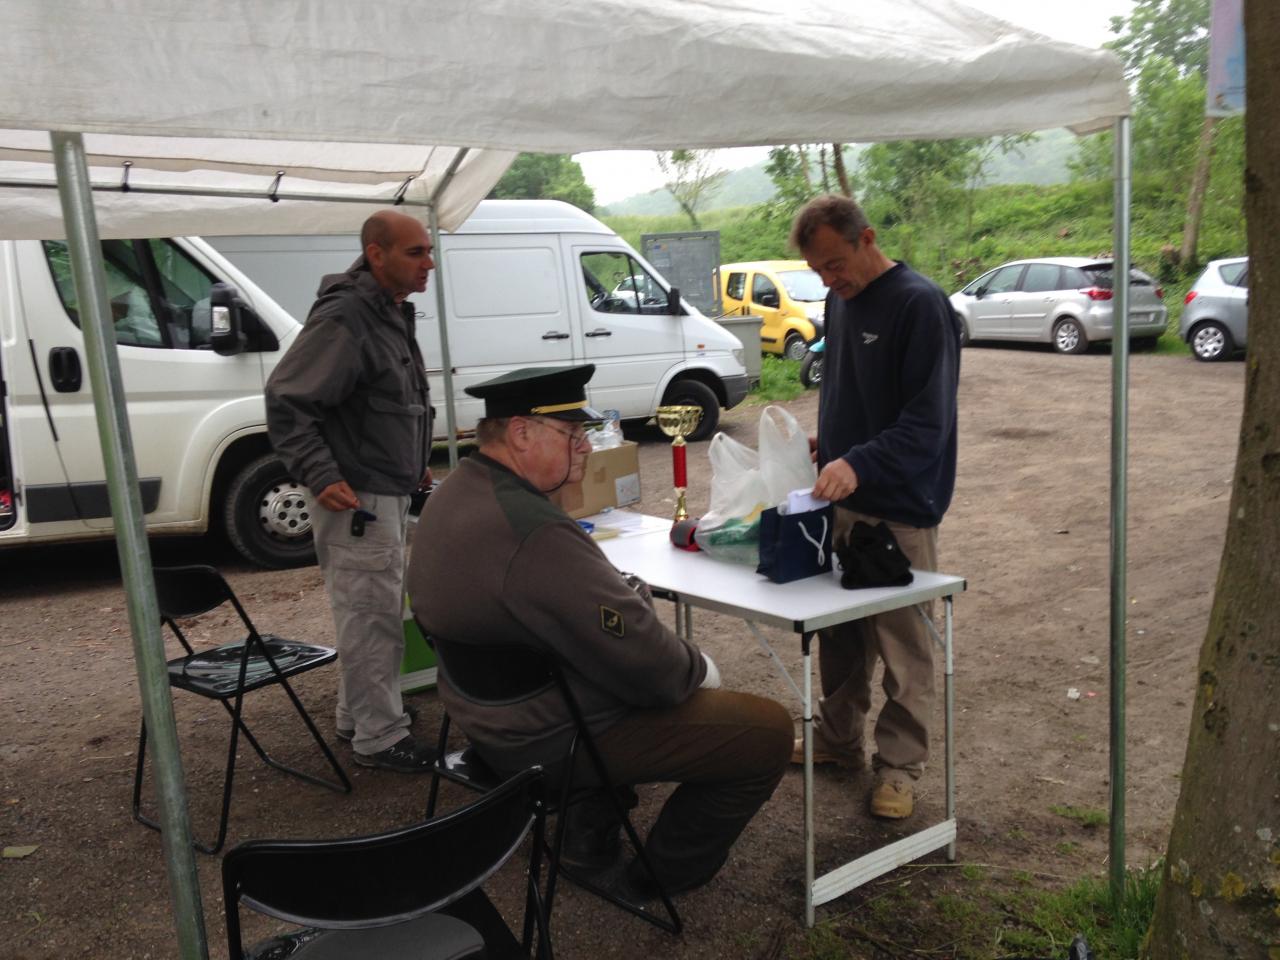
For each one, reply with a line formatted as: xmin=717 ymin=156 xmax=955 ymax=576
xmin=364 ymin=243 xmax=384 ymax=271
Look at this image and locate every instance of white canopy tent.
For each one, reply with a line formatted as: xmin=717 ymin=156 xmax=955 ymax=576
xmin=1 ymin=1 xmax=1132 ymax=953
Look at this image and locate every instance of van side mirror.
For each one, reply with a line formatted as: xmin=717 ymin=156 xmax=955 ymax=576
xmin=666 ymin=286 xmax=684 ymax=315
xmin=210 ymin=282 xmax=248 ymax=356
xmin=758 ymin=290 xmax=780 ymax=309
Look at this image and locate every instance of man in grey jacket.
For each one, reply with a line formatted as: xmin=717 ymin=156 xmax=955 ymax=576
xmin=265 ymin=210 xmax=435 ymax=772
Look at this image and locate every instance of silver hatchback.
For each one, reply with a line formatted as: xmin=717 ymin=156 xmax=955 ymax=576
xmin=1179 ymin=257 xmax=1248 ymax=362
xmin=949 ymin=257 xmax=1168 ymax=354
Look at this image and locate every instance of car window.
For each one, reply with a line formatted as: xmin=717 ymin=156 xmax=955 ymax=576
xmin=1061 ymin=266 xmax=1089 ymax=288
xmin=985 ymin=265 xmax=1024 ymax=295
xmin=1219 ymin=261 xmax=1248 ymax=287
xmin=43 ymin=239 xmax=217 ymax=350
xmin=776 ymin=269 xmax=828 ymax=302
xmin=1020 ymin=263 xmax=1062 ymax=294
xmin=581 ymin=252 xmax=665 ymax=314
xmin=961 ymin=269 xmax=996 ymax=295
xmin=752 ymin=273 xmax=779 ymax=305
xmin=1081 ymin=265 xmax=1153 ymax=289
xmin=725 ymin=271 xmax=747 ymax=301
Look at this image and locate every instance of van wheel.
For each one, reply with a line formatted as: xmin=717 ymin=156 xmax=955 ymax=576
xmin=661 ymin=379 xmax=719 ymax=442
xmin=783 ymin=332 xmax=808 ymax=361
xmin=224 ymin=453 xmax=317 ymax=569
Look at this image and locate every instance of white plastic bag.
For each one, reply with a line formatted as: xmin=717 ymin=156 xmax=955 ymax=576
xmin=695 ymin=405 xmax=816 ymax=564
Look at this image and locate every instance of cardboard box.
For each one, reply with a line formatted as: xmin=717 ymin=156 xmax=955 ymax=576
xmin=553 ymin=440 xmax=641 ymax=519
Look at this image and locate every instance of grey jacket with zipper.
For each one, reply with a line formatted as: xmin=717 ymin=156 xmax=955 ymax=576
xmin=265 ymin=257 xmax=430 ymax=497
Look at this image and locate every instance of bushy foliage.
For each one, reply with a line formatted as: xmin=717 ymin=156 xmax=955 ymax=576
xmin=489 ymin=154 xmax=595 ymax=213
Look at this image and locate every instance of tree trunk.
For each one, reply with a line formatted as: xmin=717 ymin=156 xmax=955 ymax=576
xmin=832 ymin=143 xmax=852 ymax=196
xmin=817 ymin=144 xmax=830 ymax=193
xmin=796 ymin=144 xmax=812 ymax=188
xmin=1143 ymin=3 xmax=1280 ymax=956
xmin=1178 ymin=115 xmax=1221 ymax=270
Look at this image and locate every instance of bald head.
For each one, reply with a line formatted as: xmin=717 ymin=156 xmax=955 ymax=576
xmin=361 ymin=210 xmax=434 ymax=302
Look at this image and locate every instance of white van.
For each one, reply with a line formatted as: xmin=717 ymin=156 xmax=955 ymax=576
xmin=208 ymin=200 xmax=750 ymax=443
xmin=0 ymin=235 xmax=309 ymax=568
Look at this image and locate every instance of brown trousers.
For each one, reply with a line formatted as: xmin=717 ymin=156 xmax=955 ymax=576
xmin=569 ymin=688 xmax=792 ymax=895
xmin=816 ymin=507 xmax=939 ymax=780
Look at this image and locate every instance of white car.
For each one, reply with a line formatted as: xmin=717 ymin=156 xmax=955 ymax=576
xmin=1179 ymin=257 xmax=1248 ymax=362
xmin=950 ymin=257 xmax=1168 ymax=354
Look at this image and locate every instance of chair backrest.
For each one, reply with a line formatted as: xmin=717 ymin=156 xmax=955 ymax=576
xmin=431 ymin=636 xmax=558 ymax=705
xmin=223 ymin=766 xmax=543 ymax=945
xmin=153 ymin=564 xmax=239 ymax=621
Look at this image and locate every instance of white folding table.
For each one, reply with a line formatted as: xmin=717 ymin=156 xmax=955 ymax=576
xmin=594 ymin=513 xmax=966 ymax=925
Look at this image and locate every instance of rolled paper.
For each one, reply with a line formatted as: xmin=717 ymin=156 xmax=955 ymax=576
xmin=673 ymin=443 xmax=687 ymax=489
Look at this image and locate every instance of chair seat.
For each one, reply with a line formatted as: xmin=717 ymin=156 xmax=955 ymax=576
xmin=244 ymin=910 xmax=485 ymax=960
xmin=167 ymin=634 xmax=336 ymax=697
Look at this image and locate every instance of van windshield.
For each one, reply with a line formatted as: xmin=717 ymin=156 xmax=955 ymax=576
xmin=777 ymin=269 xmax=828 ymax=302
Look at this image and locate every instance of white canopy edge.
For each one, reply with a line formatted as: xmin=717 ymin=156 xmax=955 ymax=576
xmin=0 ymin=0 xmax=1128 ymax=240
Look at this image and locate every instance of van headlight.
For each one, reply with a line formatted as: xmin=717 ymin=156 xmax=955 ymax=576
xmin=733 ymin=348 xmax=744 ymax=367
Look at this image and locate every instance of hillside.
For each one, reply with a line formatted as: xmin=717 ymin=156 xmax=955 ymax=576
xmin=600 ymin=131 xmax=1081 ymax=216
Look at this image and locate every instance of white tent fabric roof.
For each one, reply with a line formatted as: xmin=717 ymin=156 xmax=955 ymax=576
xmin=0 ymin=0 xmax=1128 ymax=237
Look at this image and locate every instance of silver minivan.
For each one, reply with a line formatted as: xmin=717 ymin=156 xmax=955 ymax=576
xmin=950 ymin=257 xmax=1168 ymax=354
xmin=1180 ymin=257 xmax=1248 ymax=362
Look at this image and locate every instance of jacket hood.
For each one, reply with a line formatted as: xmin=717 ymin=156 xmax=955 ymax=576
xmin=315 ymin=254 xmax=383 ymax=301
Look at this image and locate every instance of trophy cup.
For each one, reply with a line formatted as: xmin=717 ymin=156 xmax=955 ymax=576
xmin=655 ymin=405 xmax=703 ymax=522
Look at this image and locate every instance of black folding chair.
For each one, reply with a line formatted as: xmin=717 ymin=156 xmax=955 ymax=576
xmin=223 ymin=766 xmax=552 ymax=960
xmin=132 ymin=564 xmax=350 ymax=854
xmin=424 ymin=634 xmax=681 ymax=934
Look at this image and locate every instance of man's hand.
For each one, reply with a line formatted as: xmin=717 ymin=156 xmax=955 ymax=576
xmin=419 ymin=467 xmax=433 ymax=489
xmin=316 ymin=480 xmax=359 ymax=512
xmin=813 ymin=458 xmax=858 ymax=502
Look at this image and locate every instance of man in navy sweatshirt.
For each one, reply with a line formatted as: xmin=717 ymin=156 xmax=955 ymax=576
xmin=789 ymin=195 xmax=960 ymax=819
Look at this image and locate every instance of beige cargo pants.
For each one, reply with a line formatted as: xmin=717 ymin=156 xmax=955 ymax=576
xmin=814 ymin=507 xmax=939 ymax=780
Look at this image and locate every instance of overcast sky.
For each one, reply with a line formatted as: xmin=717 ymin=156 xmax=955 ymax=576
xmin=574 ymin=0 xmax=1135 ymax=205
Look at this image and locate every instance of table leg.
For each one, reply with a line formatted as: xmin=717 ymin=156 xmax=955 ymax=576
xmin=802 ymin=630 xmax=815 ymax=927
xmin=944 ymin=595 xmax=956 ymax=861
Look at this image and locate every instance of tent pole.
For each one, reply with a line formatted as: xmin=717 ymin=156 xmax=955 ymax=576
xmin=49 ymin=132 xmax=209 ymax=960
xmin=427 ymin=148 xmax=469 ymax=468
xmin=1108 ymin=115 xmax=1132 ymax=900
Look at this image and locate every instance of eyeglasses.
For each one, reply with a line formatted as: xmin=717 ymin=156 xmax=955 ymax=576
xmin=534 ymin=418 xmax=594 ymax=445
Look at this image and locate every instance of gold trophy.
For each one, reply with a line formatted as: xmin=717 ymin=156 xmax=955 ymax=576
xmin=655 ymin=405 xmax=703 ymax=521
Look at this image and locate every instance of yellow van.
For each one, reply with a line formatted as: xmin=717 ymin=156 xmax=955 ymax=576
xmin=719 ymin=260 xmax=828 ymax=359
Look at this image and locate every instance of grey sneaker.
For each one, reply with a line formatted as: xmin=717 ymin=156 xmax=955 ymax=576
xmin=337 ymin=702 xmax=418 ymax=743
xmin=353 ymin=735 xmax=436 ymax=773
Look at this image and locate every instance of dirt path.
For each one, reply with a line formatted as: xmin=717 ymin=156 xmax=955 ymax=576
xmin=0 ymin=345 xmax=1243 ymax=958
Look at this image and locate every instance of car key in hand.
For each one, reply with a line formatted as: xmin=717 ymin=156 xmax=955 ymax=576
xmin=350 ymin=508 xmax=377 ymax=538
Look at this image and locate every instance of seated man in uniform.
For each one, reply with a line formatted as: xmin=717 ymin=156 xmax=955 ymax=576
xmin=407 ymin=364 xmax=792 ymax=905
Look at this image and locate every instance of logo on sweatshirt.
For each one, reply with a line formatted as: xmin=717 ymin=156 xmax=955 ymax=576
xmin=862 ymin=332 xmax=879 ymax=345
xmin=599 ymin=606 xmax=625 ymax=638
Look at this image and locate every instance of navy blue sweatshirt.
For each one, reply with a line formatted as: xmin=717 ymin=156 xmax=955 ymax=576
xmin=817 ymin=262 xmax=960 ymax=528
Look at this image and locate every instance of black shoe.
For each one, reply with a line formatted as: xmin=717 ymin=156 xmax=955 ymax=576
xmin=353 ymin=735 xmax=436 ymax=773
xmin=561 ymin=854 xmax=656 ymax=914
xmin=337 ymin=702 xmax=418 ymax=743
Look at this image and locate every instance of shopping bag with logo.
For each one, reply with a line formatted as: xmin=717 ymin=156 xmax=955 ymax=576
xmin=756 ymin=503 xmax=833 ymax=583
xmin=836 ymin=520 xmax=914 ymax=588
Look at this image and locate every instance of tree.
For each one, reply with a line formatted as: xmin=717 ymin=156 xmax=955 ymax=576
xmin=489 ymin=153 xmax=595 ymax=212
xmin=1142 ymin=2 xmax=1280 ymax=953
xmin=1108 ymin=0 xmax=1217 ymax=268
xmin=655 ymin=149 xmax=726 ymax=229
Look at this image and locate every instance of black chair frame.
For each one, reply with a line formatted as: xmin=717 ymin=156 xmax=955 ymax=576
xmin=223 ymin=766 xmax=553 ymax=960
xmin=132 ymin=564 xmax=351 ymax=855
xmin=424 ymin=634 xmax=682 ymax=935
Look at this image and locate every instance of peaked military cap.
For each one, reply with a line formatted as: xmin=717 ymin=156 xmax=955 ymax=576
xmin=465 ymin=364 xmax=603 ymax=422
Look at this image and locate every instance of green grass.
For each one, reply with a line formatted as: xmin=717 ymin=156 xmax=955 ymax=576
xmin=1051 ymin=804 xmax=1110 ymax=829
xmin=748 ymin=355 xmax=806 ymax=404
xmin=779 ymin=863 xmax=1163 ymax=960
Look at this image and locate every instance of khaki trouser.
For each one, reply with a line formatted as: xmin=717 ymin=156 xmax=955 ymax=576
xmin=815 ymin=507 xmax=938 ymax=780
xmin=559 ymin=689 xmax=793 ymax=895
xmin=311 ymin=491 xmax=412 ymax=755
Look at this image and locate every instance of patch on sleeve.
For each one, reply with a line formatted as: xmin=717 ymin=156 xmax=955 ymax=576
xmin=599 ymin=605 xmax=625 ymax=638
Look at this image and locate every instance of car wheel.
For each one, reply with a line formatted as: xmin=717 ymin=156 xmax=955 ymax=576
xmin=661 ymin=379 xmax=719 ymax=442
xmin=956 ymin=314 xmax=970 ymax=348
xmin=224 ymin=453 xmax=317 ymax=568
xmin=800 ymin=350 xmax=823 ymax=388
xmin=1053 ymin=317 xmax=1089 ymax=355
xmin=1190 ymin=321 xmax=1234 ymax=362
xmin=782 ymin=332 xmax=808 ymax=361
